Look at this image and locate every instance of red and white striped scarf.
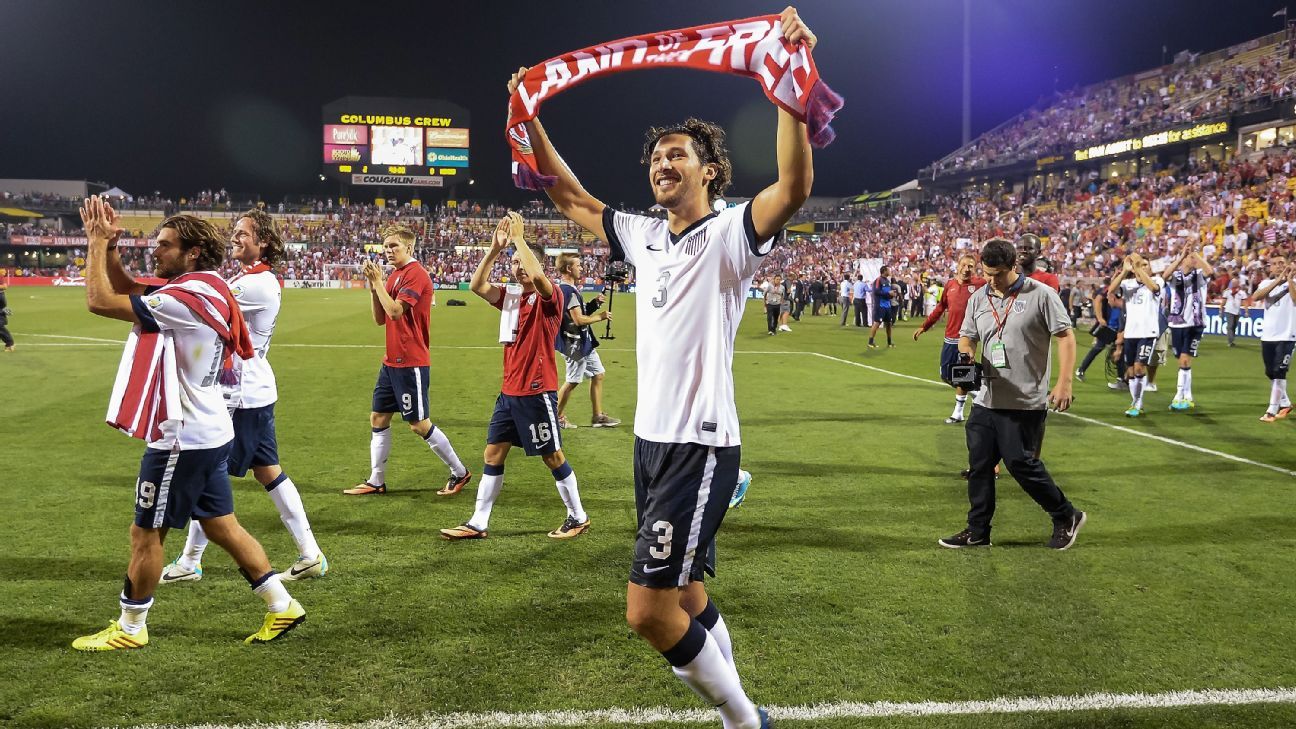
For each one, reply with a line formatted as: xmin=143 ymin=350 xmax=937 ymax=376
xmin=105 ymin=272 xmax=254 ymax=442
xmin=506 ymin=13 xmax=843 ymax=190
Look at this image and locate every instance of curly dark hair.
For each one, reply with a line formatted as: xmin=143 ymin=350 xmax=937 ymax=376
xmin=237 ymin=209 xmax=286 ymax=267
xmin=161 ymin=214 xmax=225 ymax=272
xmin=641 ymin=118 xmax=733 ymax=203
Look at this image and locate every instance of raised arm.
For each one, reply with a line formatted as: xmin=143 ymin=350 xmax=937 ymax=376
xmin=362 ymin=259 xmax=405 ymax=325
xmin=81 ymin=197 xmax=139 ymax=323
xmin=748 ymin=8 xmax=817 ymax=241
xmin=508 ymin=69 xmax=608 ymax=242
xmin=507 ymin=212 xmax=552 ymax=298
xmin=470 ymin=218 xmax=508 ymax=305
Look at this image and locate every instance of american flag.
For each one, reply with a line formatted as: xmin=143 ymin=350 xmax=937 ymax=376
xmin=1265 ymin=226 xmax=1278 ymax=244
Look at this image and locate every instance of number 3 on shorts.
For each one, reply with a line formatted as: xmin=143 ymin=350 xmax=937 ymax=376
xmin=136 ymin=480 xmax=156 ymax=509
xmin=649 ymin=519 xmax=673 ymax=559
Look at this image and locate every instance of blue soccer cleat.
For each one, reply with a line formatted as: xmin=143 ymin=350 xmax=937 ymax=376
xmin=730 ymin=469 xmax=752 ymax=509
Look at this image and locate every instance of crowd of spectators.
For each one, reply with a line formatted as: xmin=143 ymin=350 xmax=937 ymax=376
xmin=929 ymin=34 xmax=1296 ymax=177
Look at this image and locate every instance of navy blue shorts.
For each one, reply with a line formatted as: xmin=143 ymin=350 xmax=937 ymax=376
xmin=487 ymin=392 xmax=562 ymax=456
xmin=873 ymin=306 xmax=896 ymax=324
xmin=227 ymin=404 xmax=280 ymax=477
xmin=630 ymin=438 xmax=738 ymax=589
xmin=134 ymin=443 xmax=235 ymax=530
xmin=1262 ymin=340 xmax=1295 ymax=379
xmin=940 ymin=341 xmax=961 ymax=384
xmin=1126 ymin=337 xmax=1156 ymax=365
xmin=1170 ymin=326 xmax=1204 ymax=358
xmin=372 ymin=365 xmax=430 ymax=422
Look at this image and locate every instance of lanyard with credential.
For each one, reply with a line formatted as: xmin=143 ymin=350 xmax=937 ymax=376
xmin=985 ymin=288 xmax=1018 ymax=368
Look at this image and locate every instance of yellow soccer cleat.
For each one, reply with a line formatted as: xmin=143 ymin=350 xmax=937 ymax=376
xmin=72 ymin=621 xmax=148 ymax=651
xmin=245 ymin=599 xmax=306 ymax=644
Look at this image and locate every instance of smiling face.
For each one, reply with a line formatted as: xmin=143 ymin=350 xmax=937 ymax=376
xmin=956 ymin=256 xmax=977 ymax=282
xmin=1016 ymin=237 xmax=1040 ymax=268
xmin=230 ymin=217 xmax=262 ymax=265
xmin=647 ymin=133 xmax=712 ymax=210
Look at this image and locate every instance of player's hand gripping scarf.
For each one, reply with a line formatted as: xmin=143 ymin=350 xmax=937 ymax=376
xmin=506 ymin=13 xmax=844 ymax=190
xmin=105 ymin=272 xmax=254 ymax=442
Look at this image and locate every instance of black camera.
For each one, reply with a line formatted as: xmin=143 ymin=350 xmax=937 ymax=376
xmin=949 ymin=356 xmax=983 ymax=391
xmin=605 ymin=260 xmax=631 ymax=284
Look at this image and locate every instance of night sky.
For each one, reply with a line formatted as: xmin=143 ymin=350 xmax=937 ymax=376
xmin=1 ymin=0 xmax=1288 ymax=206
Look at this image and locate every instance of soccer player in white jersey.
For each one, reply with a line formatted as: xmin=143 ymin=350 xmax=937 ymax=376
xmin=506 ymin=8 xmax=817 ymax=727
xmin=1249 ymin=256 xmax=1296 ymax=421
xmin=73 ymin=199 xmax=304 ymax=650
xmin=1107 ymin=253 xmax=1163 ymax=417
xmin=1164 ymin=245 xmax=1213 ymax=411
xmin=160 ymin=210 xmax=327 ymax=584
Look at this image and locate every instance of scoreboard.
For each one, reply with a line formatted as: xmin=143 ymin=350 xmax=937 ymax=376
xmin=322 ymin=96 xmax=470 ymax=188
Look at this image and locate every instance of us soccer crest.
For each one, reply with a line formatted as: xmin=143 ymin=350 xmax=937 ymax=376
xmin=1013 ymin=300 xmax=1028 ymax=314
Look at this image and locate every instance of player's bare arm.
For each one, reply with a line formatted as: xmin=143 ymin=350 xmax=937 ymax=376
xmin=507 ymin=212 xmax=552 ymax=298
xmin=508 ymin=68 xmax=608 ymax=241
xmin=470 ymin=218 xmax=508 ymax=305
xmin=94 ymin=202 xmax=150 ymax=296
xmin=749 ymin=6 xmax=817 ymax=240
xmin=363 ymin=260 xmax=406 ymax=324
xmin=81 ymin=197 xmax=139 ymax=323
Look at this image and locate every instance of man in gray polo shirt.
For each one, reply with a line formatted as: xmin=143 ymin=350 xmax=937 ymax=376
xmin=939 ymin=238 xmax=1088 ymax=550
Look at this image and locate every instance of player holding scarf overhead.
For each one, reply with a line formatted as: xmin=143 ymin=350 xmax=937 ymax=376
xmin=507 ymin=7 xmax=828 ymax=727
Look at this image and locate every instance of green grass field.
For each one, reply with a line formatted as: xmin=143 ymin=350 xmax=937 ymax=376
xmin=1 ymin=287 xmax=1293 ymax=729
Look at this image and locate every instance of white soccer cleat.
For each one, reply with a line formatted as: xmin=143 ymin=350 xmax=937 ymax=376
xmin=281 ymin=554 xmax=329 ymax=581
xmin=158 ymin=560 xmax=202 ymax=584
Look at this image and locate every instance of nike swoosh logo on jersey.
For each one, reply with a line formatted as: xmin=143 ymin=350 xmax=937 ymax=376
xmin=646 ymin=244 xmax=664 ymax=252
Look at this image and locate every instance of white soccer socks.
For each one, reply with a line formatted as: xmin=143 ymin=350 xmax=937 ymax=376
xmin=1177 ymin=367 xmax=1193 ymax=401
xmin=1131 ymin=375 xmax=1147 ymax=409
xmin=179 ymin=521 xmax=210 ymax=571
xmin=264 ymin=473 xmax=320 ymax=560
xmin=369 ymin=426 xmax=392 ymax=485
xmin=551 ymin=462 xmax=587 ymax=523
xmin=246 ymin=570 xmax=292 ymax=613
xmin=469 ymin=463 xmax=505 ymax=530
xmin=696 ymin=598 xmax=735 ymax=668
xmin=952 ymin=394 xmax=968 ymax=420
xmin=118 ymin=591 xmax=152 ymax=635
xmin=1270 ymin=378 xmax=1291 ymax=414
xmin=663 ymin=620 xmax=761 ymax=729
xmin=423 ymin=425 xmax=468 ymax=479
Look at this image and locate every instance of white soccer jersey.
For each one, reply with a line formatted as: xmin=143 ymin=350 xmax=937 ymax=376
xmin=1166 ymin=269 xmax=1208 ymax=329
xmin=225 ymin=267 xmax=281 ymax=409
xmin=134 ymin=286 xmax=235 ymax=450
xmin=605 ymin=202 xmax=778 ymax=446
xmin=1258 ymin=279 xmax=1296 ymax=342
xmin=1119 ymin=276 xmax=1164 ymax=339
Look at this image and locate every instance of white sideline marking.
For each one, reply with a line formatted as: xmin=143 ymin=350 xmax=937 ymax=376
xmin=809 ymin=352 xmax=1296 ymax=478
xmin=128 ymin=687 xmax=1296 ymax=728
xmin=25 ymin=332 xmax=123 ymax=343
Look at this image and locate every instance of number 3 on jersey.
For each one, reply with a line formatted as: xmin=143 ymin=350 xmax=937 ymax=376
xmin=652 ymin=271 xmax=671 ymax=308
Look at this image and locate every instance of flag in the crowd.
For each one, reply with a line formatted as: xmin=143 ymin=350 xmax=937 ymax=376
xmin=1265 ymin=226 xmax=1277 ymax=244
xmin=1276 ymin=7 xmax=1288 ymax=17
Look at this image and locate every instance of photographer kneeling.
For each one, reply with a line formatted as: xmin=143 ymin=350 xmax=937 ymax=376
xmin=940 ymin=238 xmax=1088 ymax=551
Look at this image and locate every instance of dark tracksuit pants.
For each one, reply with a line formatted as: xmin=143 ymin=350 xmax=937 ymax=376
xmin=965 ymin=405 xmax=1075 ymax=537
xmin=765 ymin=303 xmax=780 ymax=333
xmin=854 ymin=299 xmax=867 ymax=327
xmin=0 ymin=317 xmax=11 ymax=347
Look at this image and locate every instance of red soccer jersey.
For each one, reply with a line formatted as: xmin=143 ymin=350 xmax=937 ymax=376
xmin=383 ymin=260 xmax=432 ymax=367
xmin=492 ymin=282 xmax=562 ymax=396
xmin=921 ymin=277 xmax=986 ymax=342
xmin=1028 ymin=270 xmax=1060 ymax=291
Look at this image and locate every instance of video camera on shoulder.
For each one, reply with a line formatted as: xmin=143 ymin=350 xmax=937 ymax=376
xmin=949 ymin=353 xmax=983 ymax=392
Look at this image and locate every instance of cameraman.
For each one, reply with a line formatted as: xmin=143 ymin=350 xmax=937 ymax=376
xmin=939 ymin=238 xmax=1087 ymax=551
xmin=554 ymin=254 xmax=620 ymax=429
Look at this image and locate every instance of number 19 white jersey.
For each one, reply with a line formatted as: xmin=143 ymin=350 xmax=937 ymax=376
xmin=605 ymin=203 xmax=778 ymax=447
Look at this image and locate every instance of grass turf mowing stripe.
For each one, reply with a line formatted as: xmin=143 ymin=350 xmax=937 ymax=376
xmin=121 ymin=687 xmax=1296 ymax=728
xmin=808 ymin=351 xmax=1296 ymax=478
